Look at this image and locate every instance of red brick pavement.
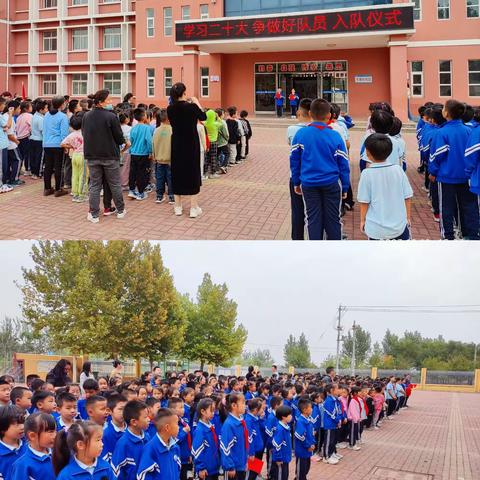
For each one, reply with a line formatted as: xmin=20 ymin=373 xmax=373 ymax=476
xmin=0 ymin=128 xmax=441 ymax=240
xmin=285 ymin=390 xmax=479 ymax=480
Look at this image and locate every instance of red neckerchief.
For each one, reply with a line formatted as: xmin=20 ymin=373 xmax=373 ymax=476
xmin=289 ymin=94 xmax=296 ymax=101
xmin=308 ymin=123 xmax=332 ymax=132
xmin=240 ymin=419 xmax=250 ymax=451
xmin=181 ymin=418 xmax=192 ymax=450
xmin=275 ymin=93 xmax=282 ymax=99
xmin=210 ymin=424 xmax=219 ymax=450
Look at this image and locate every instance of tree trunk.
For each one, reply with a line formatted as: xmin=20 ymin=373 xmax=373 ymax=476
xmin=200 ymin=360 xmax=204 ymax=371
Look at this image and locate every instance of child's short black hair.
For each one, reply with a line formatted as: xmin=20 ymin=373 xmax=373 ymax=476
xmin=275 ymin=405 xmax=292 ymax=421
xmin=269 ymin=396 xmax=283 ymax=410
xmin=123 ymin=400 xmax=148 ymax=425
xmin=83 ymin=379 xmax=99 ymax=391
xmin=133 ymin=108 xmax=146 ymax=122
xmin=31 ymin=378 xmax=45 ymax=392
xmin=25 ymin=412 xmax=56 ymax=435
xmin=146 ymin=397 xmax=160 ymax=408
xmin=106 ymin=393 xmax=127 ymax=411
xmin=330 ymin=103 xmax=341 ymax=120
xmin=390 ymin=117 xmax=402 ymax=137
xmin=426 ymin=104 xmax=446 ymax=126
xmin=310 ymin=98 xmax=331 ymax=120
xmin=298 ymin=98 xmax=312 ymax=113
xmin=462 ymin=104 xmax=474 ymax=124
xmin=247 ymin=398 xmax=262 ymax=412
xmin=365 ymin=134 xmax=393 ymax=162
xmin=227 ymin=106 xmax=237 ymax=117
xmin=85 ymin=395 xmax=106 ymax=411
xmin=370 ymin=110 xmax=394 ymax=134
xmin=240 ymin=110 xmax=248 ymax=118
xmin=31 ymin=391 xmax=55 ymax=408
xmin=168 ymin=397 xmax=183 ymax=409
xmin=56 ymin=392 xmax=77 ymax=408
xmin=10 ymin=387 xmax=29 ymax=405
xmin=70 ymin=112 xmax=83 ymax=130
xmin=0 ymin=405 xmax=25 ymax=438
xmin=444 ymin=99 xmax=466 ymax=120
xmin=153 ymin=407 xmax=176 ymax=428
xmin=297 ymin=397 xmax=312 ymax=413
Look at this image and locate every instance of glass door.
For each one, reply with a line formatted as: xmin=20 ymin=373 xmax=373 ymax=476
xmin=255 ymin=74 xmax=276 ymax=112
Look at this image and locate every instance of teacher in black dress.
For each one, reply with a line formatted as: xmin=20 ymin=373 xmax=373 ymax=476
xmin=167 ymin=82 xmax=207 ymax=218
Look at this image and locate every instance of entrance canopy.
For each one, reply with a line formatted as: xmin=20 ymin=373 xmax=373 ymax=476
xmin=175 ymin=3 xmax=415 ymax=54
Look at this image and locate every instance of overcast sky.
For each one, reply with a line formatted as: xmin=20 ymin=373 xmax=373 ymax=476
xmin=1 ymin=241 xmax=479 ymax=364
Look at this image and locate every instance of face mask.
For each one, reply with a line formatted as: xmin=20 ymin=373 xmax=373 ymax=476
xmin=104 ymin=104 xmax=113 ymax=111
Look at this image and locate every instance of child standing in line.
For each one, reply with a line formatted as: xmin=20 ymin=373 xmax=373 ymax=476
xmin=52 ymin=421 xmax=113 ymax=480
xmin=152 ymin=109 xmax=174 ymax=204
xmin=245 ymin=398 xmax=265 ymax=480
xmin=146 ymin=397 xmax=161 ymax=439
xmin=169 ymin=397 xmax=192 ymax=480
xmin=465 ymin=108 xmax=480 ymax=201
xmin=198 ymin=119 xmax=208 ymax=181
xmin=372 ymin=386 xmax=384 ymax=429
xmin=101 ymin=393 xmax=127 ymax=463
xmin=77 ymin=379 xmax=99 ymax=420
xmin=16 ymin=100 xmax=33 ymax=177
xmin=31 ymin=391 xmax=56 ymax=415
xmin=0 ymin=405 xmax=27 ymax=480
xmin=9 ymin=413 xmax=56 ymax=480
xmin=236 ymin=115 xmax=246 ymax=162
xmin=226 ymin=107 xmax=241 ymax=167
xmin=119 ymin=112 xmax=132 ymax=191
xmin=204 ymin=110 xmax=220 ymax=179
xmin=129 ymin=108 xmax=153 ymax=201
xmin=55 ymin=392 xmax=78 ymax=431
xmin=85 ymin=396 xmax=108 ymax=427
xmin=294 ymin=398 xmax=316 ymax=480
xmin=4 ymin=101 xmax=23 ymax=188
xmin=239 ymin=111 xmax=252 ymax=159
xmin=322 ymin=384 xmax=339 ymax=465
xmin=215 ymin=108 xmax=230 ymax=173
xmin=10 ymin=386 xmax=32 ymax=415
xmin=271 ymin=405 xmax=292 ymax=480
xmin=346 ymin=387 xmax=361 ymax=451
xmin=29 ymin=100 xmax=48 ymax=180
xmin=265 ymin=396 xmax=282 ymax=477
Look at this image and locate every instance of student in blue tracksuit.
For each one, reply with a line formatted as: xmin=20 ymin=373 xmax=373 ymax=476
xmin=77 ymin=378 xmax=100 ymax=420
xmin=274 ymin=89 xmax=285 ymax=118
xmin=192 ymin=398 xmax=220 ymax=480
xmin=290 ymin=98 xmax=350 ymax=240
xmin=52 ymin=420 xmax=114 ymax=479
xmin=271 ymin=405 xmax=292 ymax=480
xmin=146 ymin=397 xmax=161 ymax=439
xmin=265 ymin=396 xmax=282 ymax=479
xmin=244 ymin=382 xmax=257 ymax=401
xmin=322 ymin=384 xmax=340 ymax=465
xmin=429 ymin=99 xmax=480 ymax=240
xmin=294 ymin=398 xmax=315 ymax=480
xmin=101 ymin=393 xmax=127 ymax=463
xmin=309 ymin=390 xmax=324 ymax=460
xmin=169 ymin=397 xmax=192 ymax=480
xmin=465 ymin=109 xmax=480 ymax=197
xmin=111 ymin=400 xmax=151 ymax=480
xmin=288 ymin=90 xmax=300 ymax=118
xmin=220 ymin=393 xmax=248 ymax=480
xmin=9 ymin=412 xmax=56 ymax=480
xmin=245 ymin=398 xmax=265 ymax=480
xmin=55 ymin=392 xmax=78 ymax=432
xmin=136 ymin=408 xmax=181 ymax=480
xmin=0 ymin=405 xmax=27 ymax=480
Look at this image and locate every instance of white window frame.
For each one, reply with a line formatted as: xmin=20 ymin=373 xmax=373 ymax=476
xmin=437 ymin=0 xmax=450 ymax=20
xmin=164 ymin=7 xmax=173 ymax=37
xmin=410 ymin=61 xmax=424 ymax=98
xmin=439 ymin=60 xmax=452 ymax=97
xmin=103 ymin=72 xmax=122 ymax=95
xmin=200 ymin=67 xmax=209 ymax=98
xmin=147 ymin=68 xmax=155 ymax=97
xmin=72 ymin=0 xmax=88 ymax=5
xmin=413 ymin=0 xmax=422 ymax=21
xmin=102 ymin=0 xmax=120 ymax=3
xmin=164 ymin=67 xmax=173 ymax=97
xmin=146 ymin=8 xmax=155 ymax=38
xmin=200 ymin=4 xmax=209 ymax=19
xmin=42 ymin=31 xmax=57 ymax=52
xmin=181 ymin=5 xmax=191 ymax=20
xmin=72 ymin=28 xmax=88 ymax=51
xmin=103 ymin=26 xmax=121 ymax=50
xmin=42 ymin=75 xmax=57 ymax=95
xmin=468 ymin=60 xmax=480 ymax=97
xmin=72 ymin=73 xmax=88 ymax=96
xmin=467 ymin=0 xmax=480 ymax=18
xmin=43 ymin=0 xmax=57 ymax=8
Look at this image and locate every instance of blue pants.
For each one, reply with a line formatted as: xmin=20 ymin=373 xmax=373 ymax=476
xmin=6 ymin=148 xmax=21 ymax=185
xmin=289 ymin=178 xmax=305 ymax=240
xmin=291 ymin=104 xmax=298 ymax=117
xmin=18 ymin=137 xmax=31 ymax=172
xmin=1 ymin=148 xmax=7 ymax=184
xmin=438 ymin=182 xmax=480 ymax=240
xmin=302 ymin=181 xmax=343 ymax=240
xmin=155 ymin=163 xmax=173 ymax=198
xmin=276 ymin=105 xmax=283 ymax=117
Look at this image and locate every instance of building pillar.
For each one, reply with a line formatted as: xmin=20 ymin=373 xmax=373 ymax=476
xmin=420 ymin=367 xmax=427 ymax=390
xmin=182 ymin=46 xmax=200 ymax=98
xmin=388 ymin=41 xmax=408 ymax=122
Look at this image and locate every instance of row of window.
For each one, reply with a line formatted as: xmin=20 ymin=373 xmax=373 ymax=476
xmin=41 ymin=72 xmax=122 ymax=95
xmin=148 ymin=5 xmax=209 ymax=38
xmin=410 ymin=60 xmax=480 ymax=97
xmin=40 ymin=27 xmax=121 ymax=52
xmin=147 ymin=67 xmax=210 ymax=97
xmin=43 ymin=0 xmax=119 ymax=7
xmin=413 ymin=0 xmax=480 ymax=21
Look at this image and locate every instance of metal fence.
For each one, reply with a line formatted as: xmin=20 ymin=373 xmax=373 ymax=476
xmin=377 ymin=369 xmax=421 ymax=383
xmin=425 ymin=370 xmax=474 ymax=386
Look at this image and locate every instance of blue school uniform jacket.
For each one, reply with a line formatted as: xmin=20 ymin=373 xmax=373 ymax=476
xmin=290 ymin=122 xmax=350 ymax=192
xmin=429 ymin=119 xmax=471 ymax=183
xmin=191 ymin=420 xmax=220 ymax=475
xmin=9 ymin=447 xmax=55 ymax=480
xmin=77 ymin=398 xmax=88 ymax=420
xmin=101 ymin=421 xmax=125 ymax=463
xmin=323 ymin=395 xmax=339 ymax=430
xmin=183 ymin=404 xmax=192 ymax=426
xmin=419 ymin=123 xmax=438 ymax=166
xmin=111 ymin=429 xmax=150 ymax=480
xmin=212 ymin=412 xmax=222 ymax=436
xmin=244 ymin=413 xmax=263 ymax=455
xmin=264 ymin=411 xmax=278 ymax=449
xmin=0 ymin=439 xmax=27 ymax=480
xmin=219 ymin=414 xmax=248 ymax=472
xmin=146 ymin=421 xmax=157 ymax=440
xmin=177 ymin=418 xmax=192 ymax=464
xmin=136 ymin=435 xmax=181 ymax=480
xmin=294 ymin=415 xmax=315 ymax=458
xmin=465 ymin=125 xmax=480 ymax=195
xmin=56 ymin=456 xmax=114 ymax=480
xmin=271 ymin=422 xmax=292 ymax=463
xmin=244 ymin=391 xmax=257 ymax=401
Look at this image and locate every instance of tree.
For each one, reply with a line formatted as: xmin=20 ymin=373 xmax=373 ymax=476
xmin=283 ymin=333 xmax=314 ymax=368
xmin=241 ymin=349 xmax=274 ymax=367
xmin=181 ymin=273 xmax=247 ymax=370
xmin=368 ymin=342 xmax=384 ymax=367
xmin=342 ymin=325 xmax=371 ymax=366
xmin=21 ymin=241 xmax=183 ymax=361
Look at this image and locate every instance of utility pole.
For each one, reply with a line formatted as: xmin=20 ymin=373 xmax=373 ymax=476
xmin=474 ymin=343 xmax=478 ymax=369
xmin=351 ymin=321 xmax=357 ymax=376
xmin=335 ymin=305 xmax=343 ymax=373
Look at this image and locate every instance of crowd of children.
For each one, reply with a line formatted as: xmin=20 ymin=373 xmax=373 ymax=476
xmin=0 ymin=364 xmax=414 ymax=480
xmin=0 ymin=90 xmax=252 ymax=217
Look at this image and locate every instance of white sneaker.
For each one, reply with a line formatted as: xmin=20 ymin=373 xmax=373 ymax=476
xmin=333 ymin=453 xmax=343 ymax=459
xmin=336 ymin=442 xmax=348 ymax=449
xmin=374 ymin=426 xmax=379 ymax=430
xmin=190 ymin=206 xmax=203 ymax=218
xmin=326 ymin=456 xmax=339 ymax=465
xmin=117 ymin=209 xmax=127 ymax=219
xmin=87 ymin=212 xmax=99 ymax=224
xmin=348 ymin=445 xmax=361 ymax=451
xmin=174 ymin=206 xmax=183 ymax=216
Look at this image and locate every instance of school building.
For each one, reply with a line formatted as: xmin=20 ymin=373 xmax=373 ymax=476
xmin=1 ymin=0 xmax=479 ymax=121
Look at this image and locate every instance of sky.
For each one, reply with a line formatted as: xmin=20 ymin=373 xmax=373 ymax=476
xmin=1 ymin=241 xmax=480 ymax=364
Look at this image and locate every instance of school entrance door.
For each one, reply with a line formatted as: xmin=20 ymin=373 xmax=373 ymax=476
xmin=254 ymin=61 xmax=348 ymax=114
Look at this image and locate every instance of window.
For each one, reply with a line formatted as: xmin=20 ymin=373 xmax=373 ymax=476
xmin=72 ymin=28 xmax=88 ymax=50
xmin=439 ymin=60 xmax=452 ymax=97
xmin=411 ymin=61 xmax=423 ymax=97
xmin=72 ymin=0 xmax=88 ymax=4
xmin=200 ymin=67 xmax=209 ymax=97
xmin=42 ymin=75 xmax=57 ymax=95
xmin=181 ymin=5 xmax=191 ymax=20
xmin=103 ymin=0 xmax=120 ymax=3
xmin=43 ymin=0 xmax=57 ymax=8
xmin=469 ymin=60 xmax=480 ymax=97
xmin=72 ymin=74 xmax=88 ymax=95
xmin=467 ymin=0 xmax=480 ymax=18
xmin=103 ymin=27 xmax=121 ymax=49
xmin=146 ymin=8 xmax=155 ymax=38
xmin=413 ymin=0 xmax=422 ymax=20
xmin=200 ymin=4 xmax=209 ymax=19
xmin=164 ymin=68 xmax=172 ymax=96
xmin=42 ymin=31 xmax=57 ymax=52
xmin=103 ymin=73 xmax=122 ymax=95
xmin=147 ymin=68 xmax=155 ymax=97
xmin=164 ymin=7 xmax=172 ymax=36
xmin=437 ymin=0 xmax=450 ymax=19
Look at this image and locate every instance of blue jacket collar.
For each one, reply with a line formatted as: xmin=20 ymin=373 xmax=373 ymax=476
xmin=126 ymin=428 xmax=145 ymax=443
xmin=65 ymin=456 xmax=109 ymax=476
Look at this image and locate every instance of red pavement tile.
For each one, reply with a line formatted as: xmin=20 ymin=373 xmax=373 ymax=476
xmin=0 ymin=128 xmax=443 ymax=240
